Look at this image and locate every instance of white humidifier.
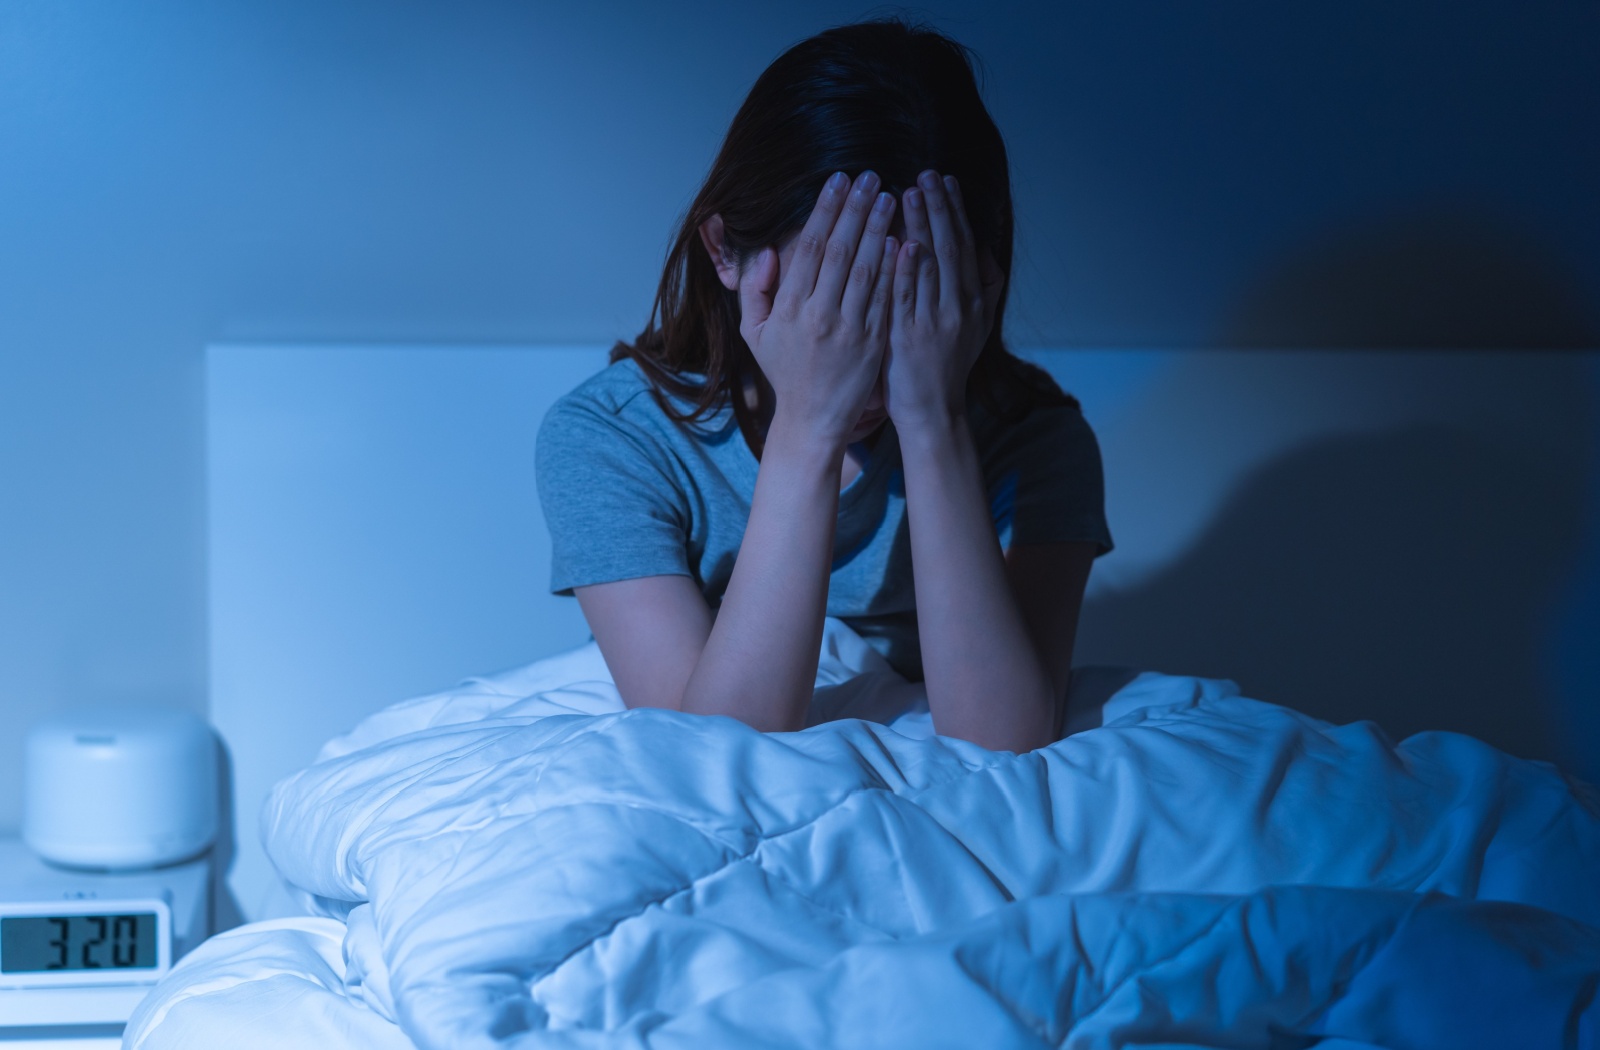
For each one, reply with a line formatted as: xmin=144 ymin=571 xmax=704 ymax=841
xmin=23 ymin=707 xmax=218 ymax=871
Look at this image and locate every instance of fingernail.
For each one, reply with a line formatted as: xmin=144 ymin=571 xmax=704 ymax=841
xmin=873 ymin=191 xmax=893 ymax=213
xmin=829 ymin=171 xmax=848 ymax=192
xmin=906 ymin=241 xmax=920 ymax=259
xmin=943 ymin=175 xmax=959 ymax=196
xmin=905 ymin=187 xmax=922 ymax=210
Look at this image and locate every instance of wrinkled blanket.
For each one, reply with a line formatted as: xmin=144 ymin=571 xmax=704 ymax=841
xmin=127 ymin=622 xmax=1600 ymax=1048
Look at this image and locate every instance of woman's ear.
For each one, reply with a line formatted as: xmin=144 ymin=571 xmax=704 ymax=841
xmin=697 ymin=214 xmax=741 ymax=292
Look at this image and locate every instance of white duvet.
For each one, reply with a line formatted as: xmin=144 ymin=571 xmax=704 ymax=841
xmin=126 ymin=620 xmax=1600 ymax=1049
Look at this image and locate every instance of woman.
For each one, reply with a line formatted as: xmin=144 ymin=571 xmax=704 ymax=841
xmin=536 ymin=16 xmax=1112 ymax=752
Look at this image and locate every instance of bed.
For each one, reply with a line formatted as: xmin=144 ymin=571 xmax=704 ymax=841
xmin=161 ymin=345 xmax=1599 ymax=1048
xmin=128 ymin=615 xmax=1600 ymax=1047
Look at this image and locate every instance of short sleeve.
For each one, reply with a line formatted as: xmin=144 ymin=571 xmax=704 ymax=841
xmin=982 ymin=403 xmax=1115 ymax=556
xmin=535 ymin=396 xmax=693 ymax=595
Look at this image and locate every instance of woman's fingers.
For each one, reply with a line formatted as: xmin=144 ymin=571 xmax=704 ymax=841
xmin=841 ymin=188 xmax=896 ymax=325
xmin=775 ymin=171 xmax=852 ymax=319
xmin=812 ymin=170 xmax=882 ymax=311
xmin=893 ymin=238 xmax=919 ymax=333
xmin=736 ymin=246 xmax=779 ymax=347
xmin=942 ymin=174 xmax=983 ymax=313
xmin=866 ymin=235 xmax=898 ymax=346
xmin=916 ymin=170 xmax=964 ymax=315
xmin=900 ymin=184 xmax=936 ymax=317
xmin=902 ymin=184 xmax=934 ymax=321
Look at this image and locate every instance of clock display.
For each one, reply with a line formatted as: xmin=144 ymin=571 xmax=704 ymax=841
xmin=1 ymin=913 xmax=158 ymax=973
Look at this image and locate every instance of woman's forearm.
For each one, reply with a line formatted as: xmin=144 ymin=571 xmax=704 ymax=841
xmin=898 ymin=412 xmax=1057 ymax=751
xmin=679 ymin=412 xmax=843 ymax=732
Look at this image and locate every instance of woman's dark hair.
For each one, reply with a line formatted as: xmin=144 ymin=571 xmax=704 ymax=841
xmin=609 ymin=14 xmax=1077 ymax=457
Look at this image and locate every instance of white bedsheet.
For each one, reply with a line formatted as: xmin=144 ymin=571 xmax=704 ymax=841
xmin=126 ymin=620 xmax=1600 ymax=1049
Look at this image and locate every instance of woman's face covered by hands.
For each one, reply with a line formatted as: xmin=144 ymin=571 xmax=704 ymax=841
xmin=708 ymin=170 xmax=1005 ymax=445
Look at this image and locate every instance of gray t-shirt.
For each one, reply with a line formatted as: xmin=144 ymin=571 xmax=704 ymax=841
xmin=535 ymin=358 xmax=1113 ymax=681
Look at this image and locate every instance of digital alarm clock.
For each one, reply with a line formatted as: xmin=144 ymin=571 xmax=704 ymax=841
xmin=0 ymin=839 xmax=210 ymax=1033
xmin=0 ymin=898 xmax=171 ymax=987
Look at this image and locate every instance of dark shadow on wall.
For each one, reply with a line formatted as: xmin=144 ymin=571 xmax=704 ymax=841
xmin=1224 ymin=209 xmax=1598 ymax=348
xmin=1076 ymin=422 xmax=1588 ymax=768
xmin=1077 ymin=209 xmax=1597 ymax=772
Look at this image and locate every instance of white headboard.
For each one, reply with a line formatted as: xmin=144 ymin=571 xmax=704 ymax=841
xmin=209 ymin=345 xmax=605 ymax=920
xmin=208 ymin=344 xmax=1597 ymax=922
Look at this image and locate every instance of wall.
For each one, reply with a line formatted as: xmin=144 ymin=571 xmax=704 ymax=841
xmin=205 ymin=345 xmax=1597 ymax=923
xmin=2 ymin=0 xmax=1597 ymax=835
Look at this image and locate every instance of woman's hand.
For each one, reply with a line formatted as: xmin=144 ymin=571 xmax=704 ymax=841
xmin=883 ymin=169 xmax=1005 ymax=434
xmin=737 ymin=170 xmax=899 ymax=446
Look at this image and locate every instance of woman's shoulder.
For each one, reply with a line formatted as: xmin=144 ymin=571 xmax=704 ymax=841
xmin=549 ymin=358 xmax=658 ymax=418
xmin=552 ymin=358 xmax=725 ymax=421
xmin=539 ymin=358 xmax=736 ymax=466
xmin=538 ymin=361 xmax=659 ymax=468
